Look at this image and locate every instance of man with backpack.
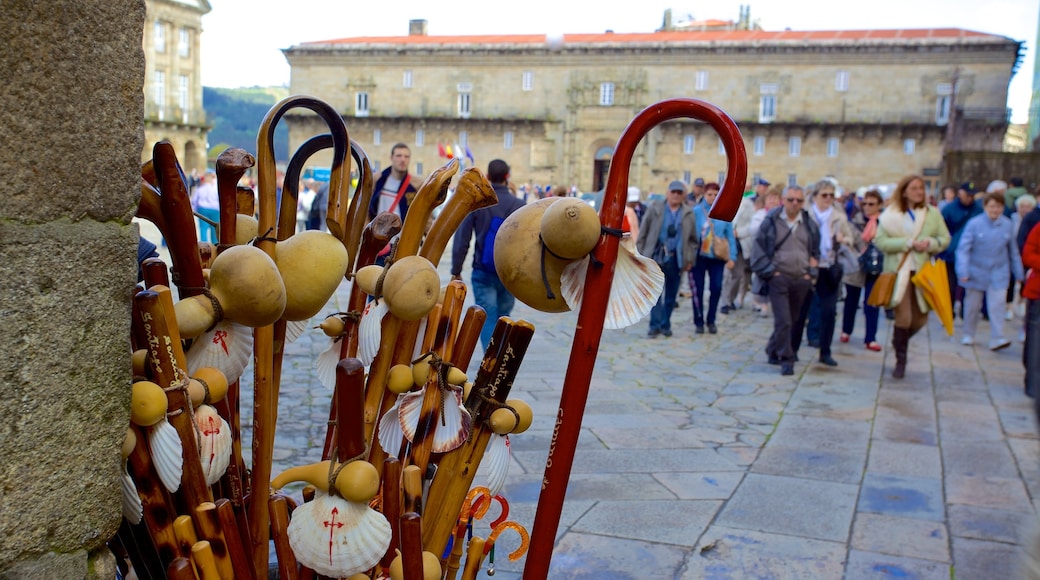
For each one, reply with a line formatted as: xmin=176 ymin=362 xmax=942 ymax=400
xmin=451 ymin=159 xmax=526 ymax=349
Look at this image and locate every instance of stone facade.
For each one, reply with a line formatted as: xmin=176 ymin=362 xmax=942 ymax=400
xmin=285 ymin=26 xmax=1020 ymax=194
xmin=142 ymin=0 xmax=211 ymax=173
xmin=0 ymin=1 xmax=144 ymax=577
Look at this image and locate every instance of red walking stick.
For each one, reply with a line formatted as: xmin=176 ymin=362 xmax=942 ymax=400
xmin=522 ymin=98 xmax=747 ymax=577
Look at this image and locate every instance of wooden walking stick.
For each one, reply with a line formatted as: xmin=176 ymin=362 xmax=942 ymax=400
xmin=249 ymin=96 xmax=351 ymax=573
xmin=152 ymin=141 xmax=206 ymax=301
xmin=522 ymin=98 xmax=748 ymax=577
xmin=215 ymin=147 xmax=254 ymax=249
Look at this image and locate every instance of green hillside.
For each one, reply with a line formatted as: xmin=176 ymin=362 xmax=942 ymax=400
xmin=203 ymin=86 xmax=291 ymax=163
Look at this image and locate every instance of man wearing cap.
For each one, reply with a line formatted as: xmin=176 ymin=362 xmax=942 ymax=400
xmin=688 ymin=177 xmax=706 ymax=207
xmin=942 ymin=182 xmax=983 ymax=317
xmin=753 ymin=178 xmax=771 ymax=199
xmin=637 ymin=180 xmax=698 ymax=338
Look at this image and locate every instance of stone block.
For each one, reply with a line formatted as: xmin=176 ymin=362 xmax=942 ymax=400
xmin=851 ymin=513 xmax=950 ymax=562
xmin=858 ymin=473 xmax=945 ymax=521
xmin=715 ymin=473 xmax=858 ymax=541
xmin=683 ymin=526 xmax=846 ymax=579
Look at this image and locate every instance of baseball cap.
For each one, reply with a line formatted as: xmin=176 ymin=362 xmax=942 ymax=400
xmin=668 ymin=180 xmax=687 ymax=193
xmin=627 ymin=186 xmax=641 ymax=202
xmin=693 ymin=177 xmax=706 ymax=186
xmin=755 ymin=177 xmax=770 ymax=186
xmin=960 ymin=181 xmax=977 ymax=194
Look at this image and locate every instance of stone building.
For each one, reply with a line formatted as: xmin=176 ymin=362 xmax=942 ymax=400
xmin=142 ymin=0 xmax=210 ymax=173
xmin=283 ymin=18 xmax=1021 ymax=195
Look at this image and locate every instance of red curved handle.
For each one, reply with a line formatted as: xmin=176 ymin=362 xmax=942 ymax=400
xmin=524 ymin=98 xmax=746 ymax=579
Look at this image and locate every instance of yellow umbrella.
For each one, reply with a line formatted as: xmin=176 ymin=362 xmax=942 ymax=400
xmin=912 ymin=259 xmax=954 ymax=336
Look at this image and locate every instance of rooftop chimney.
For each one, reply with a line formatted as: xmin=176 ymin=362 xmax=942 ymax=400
xmin=409 ymin=19 xmax=428 ymax=36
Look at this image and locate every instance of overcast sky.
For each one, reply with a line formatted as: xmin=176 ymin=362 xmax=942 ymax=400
xmin=200 ymin=0 xmax=1038 ymax=122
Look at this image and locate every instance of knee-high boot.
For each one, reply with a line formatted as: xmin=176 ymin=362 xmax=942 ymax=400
xmin=892 ymin=327 xmax=910 ymax=379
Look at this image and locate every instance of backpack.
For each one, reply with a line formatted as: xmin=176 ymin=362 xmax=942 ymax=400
xmin=480 ymin=215 xmax=505 ymax=275
xmin=859 ymin=243 xmax=884 ymax=276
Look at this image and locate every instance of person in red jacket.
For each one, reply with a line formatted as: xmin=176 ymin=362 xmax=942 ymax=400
xmin=1021 ymin=222 xmax=1040 ymax=399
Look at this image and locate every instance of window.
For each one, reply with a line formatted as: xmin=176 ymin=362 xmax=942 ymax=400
xmin=355 ymin=92 xmax=369 ymax=117
xmin=372 ymin=161 xmax=381 ymax=173
xmin=459 ymin=131 xmax=468 ymax=146
xmin=788 ymin=174 xmax=798 ymax=187
xmin=599 ymin=82 xmax=615 ymax=106
xmin=522 ymin=71 xmax=533 ymax=91
xmin=178 ymin=28 xmax=190 ymax=57
xmin=177 ymin=75 xmax=189 ymax=121
xmin=752 ymin=172 xmax=762 ymax=185
xmin=416 ymin=162 xmax=423 ymax=176
xmin=373 ymin=129 xmax=381 ymax=146
xmin=695 ymin=71 xmax=709 ymax=91
xmin=826 ymin=137 xmax=839 ymax=158
xmin=458 ymin=93 xmax=471 ymax=118
xmin=903 ymin=139 xmax=916 ymax=155
xmin=788 ymin=136 xmax=801 ymax=157
xmin=835 ymin=71 xmax=849 ymax=92
xmin=403 ymin=70 xmax=413 ymax=88
xmin=759 ymin=83 xmax=778 ymax=123
xmin=504 ymin=131 xmax=514 ymax=149
xmin=936 ymin=83 xmax=952 ymax=125
xmin=753 ymin=136 xmax=765 ymax=156
xmin=718 ymin=138 xmax=726 ymax=156
xmin=154 ymin=21 xmax=165 ymax=52
xmin=683 ymin=170 xmax=692 ymax=184
xmin=718 ymin=171 xmax=726 ymax=184
xmin=415 ymin=129 xmax=424 ymax=147
xmin=153 ymin=71 xmax=165 ymax=107
xmin=683 ymin=134 xmax=695 ymax=155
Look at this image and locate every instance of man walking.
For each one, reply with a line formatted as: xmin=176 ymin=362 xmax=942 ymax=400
xmin=451 ymin=159 xmax=526 ymax=349
xmin=368 ymin=143 xmax=417 ymax=221
xmin=750 ymin=185 xmax=821 ymax=375
xmin=637 ymin=180 xmax=698 ymax=338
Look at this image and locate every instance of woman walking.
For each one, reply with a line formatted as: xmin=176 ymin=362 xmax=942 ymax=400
xmin=840 ymin=189 xmax=885 ymax=351
xmin=874 ymin=175 xmax=951 ymax=378
xmin=806 ymin=178 xmax=855 ymax=366
xmin=956 ymin=191 xmax=1023 ymax=350
xmin=690 ymin=182 xmax=737 ymax=334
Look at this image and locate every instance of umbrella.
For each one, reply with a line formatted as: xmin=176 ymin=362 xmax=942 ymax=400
xmin=912 ymin=258 xmax=954 ymax=336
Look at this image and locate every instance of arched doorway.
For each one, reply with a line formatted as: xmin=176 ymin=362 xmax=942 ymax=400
xmin=184 ymin=141 xmax=199 ymax=173
xmin=593 ymin=145 xmax=613 ymax=192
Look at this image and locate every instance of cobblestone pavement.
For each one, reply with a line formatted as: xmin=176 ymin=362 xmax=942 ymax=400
xmin=140 ymin=221 xmax=1039 ymax=579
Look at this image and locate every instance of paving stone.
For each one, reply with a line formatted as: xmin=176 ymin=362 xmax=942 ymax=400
xmin=946 ymin=474 xmax=1032 ymax=511
xmin=571 ymin=499 xmax=721 ymax=547
xmin=858 ymin=473 xmax=945 ymax=521
xmin=851 ymin=512 xmax=950 ymax=562
xmin=541 ymin=531 xmax=689 ymax=578
xmin=654 ymin=471 xmax=746 ymax=500
xmin=872 ymin=415 xmax=938 ymax=446
xmin=866 ymin=440 xmax=942 ymax=479
xmin=716 ymin=473 xmax=858 ymax=542
xmin=765 ymin=414 xmax=872 ymax=450
xmin=588 ymin=426 xmax=712 ymax=449
xmin=937 ymin=401 xmax=1005 ymax=441
xmin=844 ymin=550 xmax=952 ymax=579
xmin=785 ymin=382 xmax=879 ymax=420
xmin=948 ymin=504 xmax=1033 ymax=544
xmin=951 ymin=536 xmax=1020 ymax=579
xmin=940 ymin=441 xmax=1020 ymax=478
xmin=682 ymin=526 xmax=846 ymax=579
xmin=751 ymin=444 xmax=866 ymax=483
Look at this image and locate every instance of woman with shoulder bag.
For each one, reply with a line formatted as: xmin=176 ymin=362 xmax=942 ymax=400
xmin=840 ymin=189 xmax=885 ymax=351
xmin=873 ymin=175 xmax=951 ymax=378
xmin=805 ymin=178 xmax=856 ymax=366
xmin=690 ymin=183 xmax=738 ymax=334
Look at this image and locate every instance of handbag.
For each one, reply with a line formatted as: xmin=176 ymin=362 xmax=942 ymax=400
xmin=867 ymin=250 xmax=911 ymax=307
xmin=836 ymin=243 xmax=860 ymax=274
xmin=713 ymin=233 xmax=730 ymax=261
xmin=859 ymin=243 xmax=884 ymax=276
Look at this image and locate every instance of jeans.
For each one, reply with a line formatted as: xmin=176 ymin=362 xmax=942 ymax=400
xmin=766 ymin=274 xmax=813 ymax=361
xmin=472 ymin=268 xmax=516 ymax=350
xmin=690 ymin=256 xmax=726 ymax=327
xmin=197 ymin=207 xmax=220 ymax=244
xmin=649 ymin=255 xmax=681 ymax=333
xmin=1025 ymin=299 xmax=1040 ymax=398
xmin=814 ymin=266 xmax=842 ymax=357
xmin=841 ymin=275 xmax=880 ymax=344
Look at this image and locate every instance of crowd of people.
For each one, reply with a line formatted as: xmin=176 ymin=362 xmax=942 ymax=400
xmin=635 ymin=173 xmax=1037 ymax=390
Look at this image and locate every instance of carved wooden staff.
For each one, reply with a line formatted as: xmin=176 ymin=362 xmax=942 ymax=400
xmin=523 ymin=98 xmax=748 ymax=577
xmin=250 ymin=95 xmax=351 ymax=573
xmin=215 ymin=147 xmax=254 ymax=249
xmin=152 ymin=141 xmax=206 ymax=301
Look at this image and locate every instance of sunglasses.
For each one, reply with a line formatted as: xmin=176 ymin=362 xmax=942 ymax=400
xmin=785 ymin=198 xmax=805 ymax=203
xmin=818 ymin=193 xmax=834 ymax=198
xmin=861 ymin=201 xmax=878 ymax=206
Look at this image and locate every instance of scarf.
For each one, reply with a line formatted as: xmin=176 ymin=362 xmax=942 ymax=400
xmin=861 ymin=215 xmax=878 ymax=243
xmin=812 ymin=204 xmax=834 ymax=262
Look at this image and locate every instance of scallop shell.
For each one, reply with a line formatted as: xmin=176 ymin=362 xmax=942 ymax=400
xmin=186 ymin=320 xmax=252 ymax=384
xmin=411 ymin=316 xmax=429 ymax=362
xmin=121 ymin=467 xmax=143 ymax=524
xmin=561 ymin=236 xmax=664 ymax=330
xmin=287 ymin=492 xmax=392 ymax=578
xmin=476 ymin=434 xmax=511 ymax=497
xmin=398 ymin=387 xmax=471 ymax=453
xmin=285 ymin=319 xmax=308 ymax=344
xmin=357 ymin=300 xmax=388 ymax=366
xmin=377 ymin=397 xmax=405 ymax=459
xmin=316 ymin=337 xmax=341 ymax=390
xmin=194 ymin=405 xmax=232 ymax=486
xmin=148 ymin=419 xmax=183 ymax=493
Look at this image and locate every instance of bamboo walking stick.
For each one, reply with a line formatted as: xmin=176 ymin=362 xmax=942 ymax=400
xmin=523 ymin=98 xmax=748 ymax=577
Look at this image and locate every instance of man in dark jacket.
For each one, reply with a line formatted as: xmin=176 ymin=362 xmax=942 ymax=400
xmin=451 ymin=159 xmax=526 ymax=349
xmin=750 ymin=185 xmax=821 ymax=375
xmin=367 ymin=143 xmax=417 ymax=221
xmin=941 ymin=182 xmax=982 ymax=316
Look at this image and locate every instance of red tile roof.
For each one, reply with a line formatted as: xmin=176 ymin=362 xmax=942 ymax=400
xmin=304 ymin=28 xmax=1002 ymax=46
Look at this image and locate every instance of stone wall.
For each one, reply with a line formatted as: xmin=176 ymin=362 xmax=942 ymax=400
xmin=0 ymin=1 xmax=143 ymax=577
